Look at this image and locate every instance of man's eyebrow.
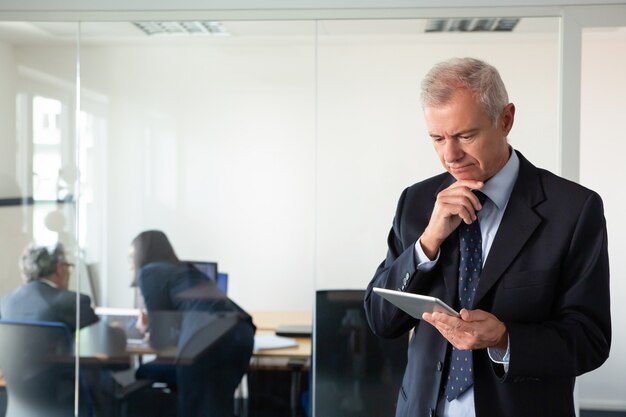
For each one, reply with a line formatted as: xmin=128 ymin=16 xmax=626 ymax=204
xmin=428 ymin=128 xmax=479 ymax=138
xmin=452 ymin=128 xmax=479 ymax=137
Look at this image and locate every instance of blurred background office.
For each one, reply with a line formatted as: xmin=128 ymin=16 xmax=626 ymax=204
xmin=0 ymin=1 xmax=625 ymax=416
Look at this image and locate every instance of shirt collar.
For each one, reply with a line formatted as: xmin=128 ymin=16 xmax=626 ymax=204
xmin=481 ymin=147 xmax=519 ymax=211
xmin=39 ymin=278 xmax=59 ymax=288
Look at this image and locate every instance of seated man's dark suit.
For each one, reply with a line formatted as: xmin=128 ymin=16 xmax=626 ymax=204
xmin=0 ymin=280 xmax=111 ymax=417
xmin=364 ymin=150 xmax=611 ymax=417
xmin=0 ymin=280 xmax=98 ymax=331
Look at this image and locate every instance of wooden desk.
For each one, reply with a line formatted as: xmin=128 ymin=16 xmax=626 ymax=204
xmin=251 ymin=311 xmax=312 ymax=332
xmin=2 ymin=312 xmax=313 ymax=415
xmin=0 ymin=311 xmax=313 ymax=374
xmin=253 ymin=332 xmax=311 ymax=359
xmin=250 ymin=310 xmax=312 ymax=361
xmin=126 ymin=311 xmax=312 ymax=360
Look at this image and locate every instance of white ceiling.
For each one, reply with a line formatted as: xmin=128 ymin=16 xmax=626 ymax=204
xmin=0 ymin=18 xmax=565 ymax=45
xmin=1 ymin=0 xmax=626 ymax=12
xmin=0 ymin=17 xmax=624 ymax=46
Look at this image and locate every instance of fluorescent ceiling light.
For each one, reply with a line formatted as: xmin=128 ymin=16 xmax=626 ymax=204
xmin=133 ymin=21 xmax=230 ymax=36
xmin=425 ymin=18 xmax=520 ymax=32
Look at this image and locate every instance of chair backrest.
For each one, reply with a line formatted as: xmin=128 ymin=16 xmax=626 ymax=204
xmin=0 ymin=319 xmax=90 ymax=417
xmin=313 ymin=290 xmax=407 ymax=417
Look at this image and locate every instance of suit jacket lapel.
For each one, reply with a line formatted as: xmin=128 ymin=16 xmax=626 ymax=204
xmin=474 ymin=152 xmax=545 ymax=305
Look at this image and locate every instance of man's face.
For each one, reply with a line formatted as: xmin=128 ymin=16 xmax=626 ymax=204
xmin=57 ymin=261 xmax=72 ymax=290
xmin=128 ymin=246 xmax=136 ymax=274
xmin=424 ymin=88 xmax=514 ymax=182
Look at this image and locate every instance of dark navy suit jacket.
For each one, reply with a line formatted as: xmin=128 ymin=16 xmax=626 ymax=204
xmin=0 ymin=280 xmax=98 ymax=332
xmin=364 ymin=151 xmax=611 ymax=417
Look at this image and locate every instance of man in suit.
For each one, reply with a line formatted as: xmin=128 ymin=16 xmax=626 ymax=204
xmin=0 ymin=243 xmax=125 ymax=417
xmin=364 ymin=57 xmax=611 ymax=417
xmin=0 ymin=242 xmax=98 ymax=331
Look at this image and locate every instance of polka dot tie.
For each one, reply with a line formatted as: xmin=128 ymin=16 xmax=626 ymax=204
xmin=444 ymin=191 xmax=486 ymax=402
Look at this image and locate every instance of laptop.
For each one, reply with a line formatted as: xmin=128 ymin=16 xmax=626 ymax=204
xmin=275 ymin=324 xmax=312 ymax=337
xmin=94 ymin=307 xmax=144 ymax=340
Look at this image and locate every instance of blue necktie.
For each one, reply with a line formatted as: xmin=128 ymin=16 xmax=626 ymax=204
xmin=444 ymin=191 xmax=486 ymax=401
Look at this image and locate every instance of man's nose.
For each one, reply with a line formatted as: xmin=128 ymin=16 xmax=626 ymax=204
xmin=444 ymin=139 xmax=463 ymax=163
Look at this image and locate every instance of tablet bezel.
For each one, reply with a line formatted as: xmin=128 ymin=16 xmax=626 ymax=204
xmin=373 ymin=287 xmax=460 ymax=318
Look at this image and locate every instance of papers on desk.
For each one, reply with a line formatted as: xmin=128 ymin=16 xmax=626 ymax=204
xmin=126 ymin=338 xmax=149 ymax=347
xmin=95 ymin=307 xmax=140 ymax=316
xmin=254 ymin=334 xmax=297 ymax=352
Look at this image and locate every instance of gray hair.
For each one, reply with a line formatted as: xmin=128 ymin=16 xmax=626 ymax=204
xmin=420 ymin=57 xmax=509 ymax=127
xmin=19 ymin=242 xmax=67 ymax=282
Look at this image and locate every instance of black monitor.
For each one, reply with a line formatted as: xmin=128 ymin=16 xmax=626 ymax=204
xmin=185 ymin=260 xmax=218 ymax=281
xmin=183 ymin=261 xmax=227 ymax=294
xmin=314 ymin=289 xmax=407 ymax=417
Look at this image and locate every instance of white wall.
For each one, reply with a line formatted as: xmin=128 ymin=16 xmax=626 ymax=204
xmin=316 ymin=30 xmax=560 ymax=290
xmin=12 ymin=23 xmax=560 ymax=313
xmin=84 ymin=40 xmax=318 ymax=311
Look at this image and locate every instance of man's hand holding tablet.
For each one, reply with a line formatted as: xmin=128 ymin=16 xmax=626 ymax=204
xmin=373 ymin=287 xmax=459 ymax=318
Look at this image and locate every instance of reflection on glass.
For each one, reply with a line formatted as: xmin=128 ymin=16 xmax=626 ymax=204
xmin=314 ymin=290 xmax=407 ymax=417
xmin=0 ymin=17 xmax=562 ymax=417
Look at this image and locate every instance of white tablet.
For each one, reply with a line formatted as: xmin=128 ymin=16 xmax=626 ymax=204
xmin=373 ymin=287 xmax=459 ymax=318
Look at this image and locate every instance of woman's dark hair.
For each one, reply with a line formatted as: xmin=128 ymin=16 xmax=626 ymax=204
xmin=131 ymin=230 xmax=180 ymax=270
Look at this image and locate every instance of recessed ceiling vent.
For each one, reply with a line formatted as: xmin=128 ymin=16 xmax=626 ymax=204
xmin=133 ymin=21 xmax=229 ymax=36
xmin=425 ymin=18 xmax=520 ymax=33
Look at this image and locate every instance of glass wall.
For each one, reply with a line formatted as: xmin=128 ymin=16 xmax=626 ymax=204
xmin=0 ymin=20 xmax=85 ymax=417
xmin=0 ymin=17 xmax=561 ymax=417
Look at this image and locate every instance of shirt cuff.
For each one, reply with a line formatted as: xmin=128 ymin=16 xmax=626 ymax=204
xmin=488 ymin=335 xmax=511 ymax=372
xmin=414 ymin=239 xmax=440 ymax=271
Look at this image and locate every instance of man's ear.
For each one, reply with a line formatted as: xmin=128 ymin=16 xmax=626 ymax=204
xmin=501 ymin=103 xmax=515 ymax=135
xmin=48 ymin=262 xmax=65 ymax=286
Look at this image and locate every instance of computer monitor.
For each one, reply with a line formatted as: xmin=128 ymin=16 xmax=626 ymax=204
xmin=216 ymin=272 xmax=229 ymax=295
xmin=184 ymin=260 xmax=217 ymax=281
xmin=183 ymin=261 xmax=227 ymax=294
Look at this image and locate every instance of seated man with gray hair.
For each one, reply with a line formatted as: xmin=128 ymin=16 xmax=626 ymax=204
xmin=0 ymin=242 xmax=98 ymax=331
xmin=0 ymin=243 xmax=128 ymax=417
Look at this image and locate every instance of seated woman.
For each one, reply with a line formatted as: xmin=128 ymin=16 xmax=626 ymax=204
xmin=130 ymin=230 xmax=255 ymax=417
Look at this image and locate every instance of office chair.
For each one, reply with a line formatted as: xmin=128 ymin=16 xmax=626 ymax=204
xmin=0 ymin=319 xmax=93 ymax=417
xmin=313 ymin=289 xmax=408 ymax=417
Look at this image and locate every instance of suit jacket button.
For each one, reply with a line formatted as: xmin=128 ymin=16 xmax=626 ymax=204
xmin=429 ymin=408 xmax=435 ymax=417
xmin=437 ymin=361 xmax=443 ymax=372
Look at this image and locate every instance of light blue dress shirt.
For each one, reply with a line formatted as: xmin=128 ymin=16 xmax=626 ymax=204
xmin=413 ymin=148 xmax=520 ymax=417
